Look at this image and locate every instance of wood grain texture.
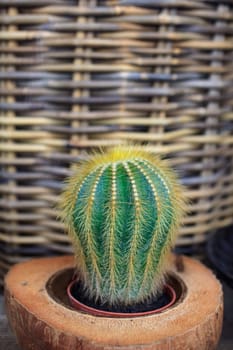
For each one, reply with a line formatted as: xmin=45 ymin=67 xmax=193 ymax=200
xmin=2 ymin=283 xmax=233 ymax=350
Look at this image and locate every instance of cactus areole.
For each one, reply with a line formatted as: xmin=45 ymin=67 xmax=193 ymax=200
xmin=61 ymin=146 xmax=185 ymax=308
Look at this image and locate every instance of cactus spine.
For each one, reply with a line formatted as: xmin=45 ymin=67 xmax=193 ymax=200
xmin=61 ymin=146 xmax=185 ymax=306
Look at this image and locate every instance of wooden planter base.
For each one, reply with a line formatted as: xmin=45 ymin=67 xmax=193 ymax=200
xmin=4 ymin=255 xmax=223 ymax=350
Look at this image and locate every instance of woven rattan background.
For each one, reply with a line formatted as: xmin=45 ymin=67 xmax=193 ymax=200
xmin=1 ymin=0 xmax=233 ymax=285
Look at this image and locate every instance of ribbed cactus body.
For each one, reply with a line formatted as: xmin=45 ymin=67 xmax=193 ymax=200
xmin=61 ymin=147 xmax=184 ymax=306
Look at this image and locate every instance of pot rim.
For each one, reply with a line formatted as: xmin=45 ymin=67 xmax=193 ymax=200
xmin=67 ymin=280 xmax=177 ymax=318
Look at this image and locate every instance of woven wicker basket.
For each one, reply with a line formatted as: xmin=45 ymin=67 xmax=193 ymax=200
xmin=1 ymin=0 xmax=233 ymax=285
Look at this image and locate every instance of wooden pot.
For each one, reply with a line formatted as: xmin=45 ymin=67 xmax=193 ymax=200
xmin=4 ymin=255 xmax=223 ymax=350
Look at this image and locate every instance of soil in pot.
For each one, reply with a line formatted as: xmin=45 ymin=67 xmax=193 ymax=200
xmin=47 ymin=268 xmax=184 ymax=316
xmin=70 ymin=280 xmax=172 ymax=313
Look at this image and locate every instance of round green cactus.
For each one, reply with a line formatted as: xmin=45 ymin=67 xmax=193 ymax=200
xmin=60 ymin=146 xmax=185 ymax=306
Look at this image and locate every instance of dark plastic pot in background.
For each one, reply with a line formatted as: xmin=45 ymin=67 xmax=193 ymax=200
xmin=207 ymin=228 xmax=233 ymax=289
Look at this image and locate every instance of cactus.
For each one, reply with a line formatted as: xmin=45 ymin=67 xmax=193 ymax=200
xmin=60 ymin=146 xmax=185 ymax=306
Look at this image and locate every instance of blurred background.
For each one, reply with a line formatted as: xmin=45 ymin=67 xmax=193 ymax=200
xmin=0 ymin=0 xmax=233 ymax=348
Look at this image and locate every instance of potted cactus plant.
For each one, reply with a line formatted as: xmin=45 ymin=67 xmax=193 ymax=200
xmin=5 ymin=146 xmax=223 ymax=350
xmin=62 ymin=146 xmax=184 ymax=316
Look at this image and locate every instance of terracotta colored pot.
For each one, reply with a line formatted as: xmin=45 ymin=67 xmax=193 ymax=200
xmin=67 ymin=279 xmax=177 ymax=317
xmin=4 ymin=255 xmax=223 ymax=350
